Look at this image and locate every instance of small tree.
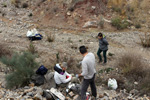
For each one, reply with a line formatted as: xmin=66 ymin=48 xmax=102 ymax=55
xmin=0 ymin=52 xmax=39 ymax=89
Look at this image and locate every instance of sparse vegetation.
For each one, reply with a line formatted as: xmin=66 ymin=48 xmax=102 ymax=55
xmin=111 ymin=17 xmax=130 ymax=30
xmin=27 ymin=42 xmax=37 ymax=54
xmin=112 ymin=7 xmax=121 ymax=13
xmin=139 ymin=33 xmax=150 ymax=47
xmin=0 ymin=44 xmax=11 ymax=58
xmin=0 ymin=52 xmax=38 ymax=89
xmin=22 ymin=3 xmax=28 ymax=8
xmin=135 ymin=23 xmax=141 ymax=29
xmin=11 ymin=0 xmax=20 ymax=8
xmin=47 ymin=33 xmax=55 ymax=42
xmin=98 ymin=17 xmax=104 ymax=28
xmin=117 ymin=51 xmax=150 ymax=94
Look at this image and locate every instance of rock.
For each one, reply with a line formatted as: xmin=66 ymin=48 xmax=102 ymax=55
xmin=69 ymin=91 xmax=75 ymax=97
xmin=73 ymin=95 xmax=79 ymax=100
xmin=33 ymin=93 xmax=43 ymax=100
xmin=99 ymin=94 xmax=104 ymax=98
xmin=36 ymin=87 xmax=43 ymax=95
xmin=24 ymin=86 xmax=30 ymax=89
xmin=66 ymin=97 xmax=72 ymax=100
xmin=134 ymin=82 xmax=138 ymax=85
xmin=83 ymin=21 xmax=98 ymax=28
xmin=104 ymin=92 xmax=109 ymax=96
xmin=24 ymin=87 xmax=34 ymax=93
xmin=67 ymin=11 xmax=71 ymax=16
xmin=130 ymin=89 xmax=139 ymax=95
xmin=44 ymin=72 xmax=56 ymax=89
xmin=31 ymin=74 xmax=45 ymax=86
xmin=29 ymin=83 xmax=35 ymax=87
xmin=26 ymin=92 xmax=34 ymax=97
xmin=43 ymin=90 xmax=53 ymax=100
xmin=91 ymin=6 xmax=96 ymax=10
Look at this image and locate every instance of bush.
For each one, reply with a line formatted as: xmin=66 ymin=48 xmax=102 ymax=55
xmin=47 ymin=34 xmax=55 ymax=42
xmin=98 ymin=17 xmax=104 ymax=28
xmin=117 ymin=51 xmax=150 ymax=94
xmin=111 ymin=17 xmax=130 ymax=30
xmin=0 ymin=44 xmax=11 ymax=58
xmin=117 ymin=52 xmax=147 ymax=80
xmin=135 ymin=23 xmax=141 ymax=29
xmin=0 ymin=52 xmax=38 ymax=89
xmin=112 ymin=7 xmax=121 ymax=13
xmin=22 ymin=3 xmax=28 ymax=8
xmin=139 ymin=33 xmax=150 ymax=47
xmin=27 ymin=42 xmax=37 ymax=54
xmin=11 ymin=0 xmax=20 ymax=7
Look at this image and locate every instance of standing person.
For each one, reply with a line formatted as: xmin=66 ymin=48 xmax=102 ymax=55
xmin=97 ymin=32 xmax=109 ymax=64
xmin=77 ymin=46 xmax=97 ymax=100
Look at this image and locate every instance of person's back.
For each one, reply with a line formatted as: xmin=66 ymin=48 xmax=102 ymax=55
xmin=77 ymin=46 xmax=97 ymax=100
xmin=82 ymin=52 xmax=96 ymax=79
xmin=54 ymin=63 xmax=72 ymax=85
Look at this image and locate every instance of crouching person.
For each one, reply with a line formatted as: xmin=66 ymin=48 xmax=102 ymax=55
xmin=54 ymin=62 xmax=72 ymax=88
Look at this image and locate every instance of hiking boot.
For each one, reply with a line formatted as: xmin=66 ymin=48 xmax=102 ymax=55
xmin=102 ymin=62 xmax=107 ymax=66
xmin=98 ymin=60 xmax=103 ymax=63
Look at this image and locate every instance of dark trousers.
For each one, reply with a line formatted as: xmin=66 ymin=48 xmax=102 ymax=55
xmin=81 ymin=74 xmax=97 ymax=100
xmin=97 ymin=48 xmax=108 ymax=63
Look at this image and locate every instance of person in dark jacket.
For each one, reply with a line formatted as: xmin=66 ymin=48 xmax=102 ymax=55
xmin=97 ymin=32 xmax=109 ymax=64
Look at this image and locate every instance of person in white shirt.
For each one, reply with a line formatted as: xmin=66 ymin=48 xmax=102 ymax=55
xmin=54 ymin=62 xmax=72 ymax=87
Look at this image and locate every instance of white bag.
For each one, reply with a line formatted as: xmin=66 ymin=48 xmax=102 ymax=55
xmin=26 ymin=28 xmax=38 ymax=37
xmin=108 ymin=78 xmax=118 ymax=90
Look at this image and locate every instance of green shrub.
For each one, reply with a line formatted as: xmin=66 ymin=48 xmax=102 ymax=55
xmin=111 ymin=17 xmax=130 ymax=30
xmin=0 ymin=52 xmax=38 ymax=89
xmin=112 ymin=7 xmax=121 ymax=13
xmin=139 ymin=33 xmax=150 ymax=47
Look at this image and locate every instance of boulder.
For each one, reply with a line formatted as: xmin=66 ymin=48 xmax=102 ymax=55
xmin=31 ymin=74 xmax=45 ymax=86
xmin=83 ymin=21 xmax=98 ymax=28
xmin=43 ymin=72 xmax=56 ymax=89
xmin=43 ymin=90 xmax=53 ymax=100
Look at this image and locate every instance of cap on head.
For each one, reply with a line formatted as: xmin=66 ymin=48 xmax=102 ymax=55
xmin=62 ymin=62 xmax=68 ymax=69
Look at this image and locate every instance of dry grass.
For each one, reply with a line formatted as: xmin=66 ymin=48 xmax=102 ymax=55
xmin=139 ymin=33 xmax=150 ymax=47
xmin=117 ymin=51 xmax=150 ymax=94
xmin=0 ymin=44 xmax=11 ymax=58
xmin=27 ymin=42 xmax=37 ymax=54
xmin=47 ymin=33 xmax=55 ymax=42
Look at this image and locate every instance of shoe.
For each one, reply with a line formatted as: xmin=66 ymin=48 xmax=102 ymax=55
xmin=102 ymin=62 xmax=106 ymax=66
xmin=98 ymin=60 xmax=103 ymax=63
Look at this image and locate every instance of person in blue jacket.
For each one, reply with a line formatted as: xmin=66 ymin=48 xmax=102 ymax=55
xmin=97 ymin=32 xmax=109 ymax=64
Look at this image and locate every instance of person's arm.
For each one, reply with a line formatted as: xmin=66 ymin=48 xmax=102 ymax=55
xmin=59 ymin=73 xmax=71 ymax=83
xmin=102 ymin=38 xmax=109 ymax=45
xmin=80 ymin=61 xmax=88 ymax=76
xmin=66 ymin=72 xmax=72 ymax=77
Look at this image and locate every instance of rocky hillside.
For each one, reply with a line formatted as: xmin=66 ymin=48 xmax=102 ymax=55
xmin=0 ymin=0 xmax=150 ymax=100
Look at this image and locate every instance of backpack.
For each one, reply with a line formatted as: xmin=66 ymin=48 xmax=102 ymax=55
xmin=28 ymin=34 xmax=43 ymax=41
xmin=36 ymin=65 xmax=48 ymax=75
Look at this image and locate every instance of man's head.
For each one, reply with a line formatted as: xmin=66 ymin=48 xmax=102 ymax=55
xmin=61 ymin=62 xmax=68 ymax=71
xmin=79 ymin=46 xmax=87 ymax=55
xmin=98 ymin=32 xmax=103 ymax=39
